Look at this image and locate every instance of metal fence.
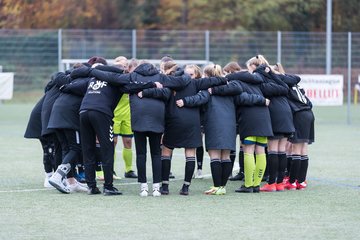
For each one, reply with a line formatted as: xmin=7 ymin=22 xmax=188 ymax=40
xmin=0 ymin=29 xmax=359 ymax=97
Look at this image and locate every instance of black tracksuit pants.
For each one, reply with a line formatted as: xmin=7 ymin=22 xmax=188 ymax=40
xmin=55 ymin=129 xmax=82 ymax=178
xmin=80 ymin=110 xmax=114 ymax=189
xmin=134 ymin=131 xmax=162 ymax=184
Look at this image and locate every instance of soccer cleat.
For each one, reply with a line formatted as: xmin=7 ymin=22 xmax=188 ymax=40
xmin=215 ymin=186 xmax=226 ymax=195
xmin=152 ymin=183 xmax=161 ymax=197
xmin=260 ymin=183 xmax=277 ymax=192
xmin=204 ymin=186 xmax=219 ymax=195
xmin=253 ymin=185 xmax=260 ymax=193
xmin=194 ymin=169 xmax=203 ymax=179
xmin=282 ymin=176 xmax=290 ymax=185
xmin=124 ymin=170 xmax=138 ymax=178
xmin=285 ymin=182 xmax=297 ymax=190
xmin=276 ymin=182 xmax=285 ymax=192
xmin=235 ymin=185 xmax=253 ymax=193
xmin=140 ymin=183 xmax=148 ymax=197
xmin=160 ymin=184 xmax=169 ymax=195
xmin=229 ymin=172 xmax=244 ymax=181
xmin=169 ymin=172 xmax=175 ymax=179
xmin=88 ymin=187 xmax=101 ymax=195
xmin=297 ymin=181 xmax=307 ymax=190
xmin=48 ymin=171 xmax=70 ymax=194
xmin=68 ymin=180 xmax=88 ymax=193
xmin=179 ymin=184 xmax=189 ymax=195
xmin=103 ymin=186 xmax=122 ymax=196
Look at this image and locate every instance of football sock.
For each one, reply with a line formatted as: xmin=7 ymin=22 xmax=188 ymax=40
xmin=267 ymin=152 xmax=278 ymax=184
xmin=277 ymin=152 xmax=287 ymax=183
xmin=184 ymin=156 xmax=196 ymax=183
xmin=286 ymin=154 xmax=292 ymax=177
xmin=298 ymin=155 xmax=309 ymax=183
xmin=239 ymin=147 xmax=244 ymax=173
xmin=196 ymin=146 xmax=204 ymax=170
xmin=221 ymin=159 xmax=232 ymax=186
xmin=244 ymin=153 xmax=255 ymax=187
xmin=253 ymin=153 xmax=266 ymax=186
xmin=210 ymin=158 xmax=222 ymax=187
xmin=161 ymin=156 xmax=171 ymax=182
xmin=123 ymin=148 xmax=133 ymax=173
xmin=289 ymin=155 xmax=301 ymax=184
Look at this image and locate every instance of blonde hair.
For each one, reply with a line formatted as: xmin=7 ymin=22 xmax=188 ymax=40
xmin=184 ymin=64 xmax=202 ymax=79
xmin=246 ymin=54 xmax=270 ymax=69
xmin=163 ymin=61 xmax=178 ymax=75
xmin=203 ymin=64 xmax=223 ymax=77
xmin=223 ymin=62 xmax=241 ymax=74
xmin=114 ymin=56 xmax=128 ymax=69
xmin=127 ymin=58 xmax=139 ymax=73
xmin=273 ymin=63 xmax=285 ymax=74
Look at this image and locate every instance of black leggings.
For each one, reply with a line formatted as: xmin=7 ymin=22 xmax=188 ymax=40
xmin=134 ymin=131 xmax=162 ymax=183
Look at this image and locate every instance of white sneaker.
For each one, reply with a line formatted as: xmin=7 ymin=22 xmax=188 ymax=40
xmin=48 ymin=171 xmax=70 ymax=194
xmin=44 ymin=174 xmax=54 ymax=188
xmin=194 ymin=169 xmax=203 ymax=179
xmin=68 ymin=180 xmax=88 ymax=193
xmin=152 ymin=183 xmax=161 ymax=197
xmin=140 ymin=183 xmax=148 ymax=197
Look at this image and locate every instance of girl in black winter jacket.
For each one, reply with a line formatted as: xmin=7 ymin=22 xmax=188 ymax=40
xmin=65 ymin=63 xmax=160 ymax=196
xmin=24 ymin=79 xmax=62 ymax=188
xmin=274 ymin=64 xmax=314 ymax=191
xmin=220 ymin=63 xmax=273 ymax=193
xmin=159 ymin=61 xmax=227 ymax=196
xmin=47 ymin=64 xmax=92 ymax=194
xmin=89 ymin=62 xmax=189 ymax=197
xmin=247 ymin=55 xmax=295 ymax=192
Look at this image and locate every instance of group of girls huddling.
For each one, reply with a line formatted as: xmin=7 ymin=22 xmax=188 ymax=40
xmin=24 ymin=54 xmax=314 ymax=196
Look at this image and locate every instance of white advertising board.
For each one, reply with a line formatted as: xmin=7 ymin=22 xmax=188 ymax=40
xmin=0 ymin=72 xmax=14 ymax=100
xmin=298 ymin=75 xmax=343 ymax=106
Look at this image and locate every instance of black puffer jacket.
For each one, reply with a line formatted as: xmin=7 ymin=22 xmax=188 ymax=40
xmin=24 ymin=95 xmax=45 ymax=139
xmin=255 ymin=67 xmax=295 ymax=135
xmin=47 ymin=76 xmax=90 ymax=131
xmin=221 ymin=71 xmax=273 ymax=139
xmin=162 ymin=76 xmax=227 ymax=148
xmin=41 ymin=72 xmax=72 ymax=136
xmin=279 ymin=74 xmax=312 ymax=113
xmin=75 ymin=65 xmax=156 ymax=118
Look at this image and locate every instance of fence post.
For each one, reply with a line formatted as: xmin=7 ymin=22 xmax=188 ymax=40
xmin=58 ymin=29 xmax=62 ymax=72
xmin=277 ymin=31 xmax=282 ymax=63
xmin=205 ymin=30 xmax=210 ymax=62
xmin=326 ymin=0 xmax=332 ymax=74
xmin=347 ymin=32 xmax=352 ymax=125
xmin=132 ymin=29 xmax=137 ymax=59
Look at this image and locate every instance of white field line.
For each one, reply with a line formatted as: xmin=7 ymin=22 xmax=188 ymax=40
xmin=0 ymin=173 xmax=214 ymax=194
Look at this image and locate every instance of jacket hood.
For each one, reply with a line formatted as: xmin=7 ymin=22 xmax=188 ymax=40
xmin=134 ymin=63 xmax=159 ymax=76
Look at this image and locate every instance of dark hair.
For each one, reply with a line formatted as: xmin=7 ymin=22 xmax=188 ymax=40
xmin=87 ymin=56 xmax=107 ymax=66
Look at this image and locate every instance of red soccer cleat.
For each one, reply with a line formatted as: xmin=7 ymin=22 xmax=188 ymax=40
xmin=285 ymin=181 xmax=297 ymax=190
xmin=276 ymin=182 xmax=285 ymax=191
xmin=260 ymin=183 xmax=277 ymax=192
xmin=297 ymin=181 xmax=307 ymax=190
